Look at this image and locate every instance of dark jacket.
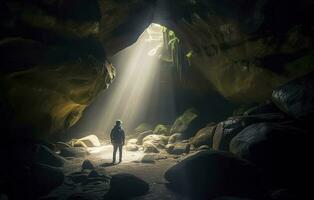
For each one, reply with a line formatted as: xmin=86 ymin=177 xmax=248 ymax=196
xmin=110 ymin=125 xmax=125 ymax=145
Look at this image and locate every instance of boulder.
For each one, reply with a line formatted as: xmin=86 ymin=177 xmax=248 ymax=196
xmin=165 ymin=151 xmax=262 ymax=199
xmin=78 ymin=135 xmax=101 ymax=147
xmin=168 ymin=133 xmax=183 ymax=144
xmin=34 ymin=144 xmax=65 ymax=167
xmin=105 ymin=173 xmax=149 ymax=199
xmin=127 ymin=138 xmax=138 ymax=144
xmin=143 ymin=142 xmax=159 ymax=153
xmin=170 ymin=109 xmax=198 ymax=134
xmin=197 ymin=145 xmax=210 ymax=151
xmin=30 ymin=163 xmax=64 ymax=196
xmin=213 ymin=113 xmax=286 ymax=151
xmin=141 ymin=154 xmax=156 ymax=163
xmin=244 ymin=101 xmax=282 ymax=116
xmin=68 ymin=171 xmax=89 ymax=183
xmin=73 ymin=140 xmax=88 ymax=148
xmin=167 ymin=143 xmax=190 ymax=155
xmin=125 ymin=144 xmax=138 ymax=151
xmin=55 ymin=142 xmax=71 ymax=151
xmin=142 ymin=134 xmax=168 ymax=148
xmin=272 ymin=71 xmax=314 ymax=119
xmin=230 ymin=123 xmax=311 ymax=188
xmin=136 ymin=130 xmax=153 ymax=145
xmin=60 ymin=147 xmax=89 ymax=157
xmin=153 ymin=124 xmax=169 ymax=135
xmin=191 ymin=124 xmax=216 ymax=148
xmin=134 ymin=123 xmax=154 ymax=133
xmin=82 ymin=160 xmax=94 ymax=170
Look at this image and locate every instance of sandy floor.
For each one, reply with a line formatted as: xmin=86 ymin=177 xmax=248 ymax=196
xmin=45 ymin=145 xmax=186 ymax=200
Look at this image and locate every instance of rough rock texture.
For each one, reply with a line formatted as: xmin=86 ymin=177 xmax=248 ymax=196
xmin=191 ymin=124 xmax=216 ymax=148
xmin=160 ymin=0 xmax=314 ymax=103
xmin=78 ymin=135 xmax=101 ymax=147
xmin=142 ymin=134 xmax=168 ymax=148
xmin=230 ymin=122 xmax=311 ymax=189
xmin=105 ymin=173 xmax=149 ymax=199
xmin=60 ymin=147 xmax=90 ymax=158
xmin=168 ymin=133 xmax=183 ymax=144
xmin=136 ymin=130 xmax=153 ymax=145
xmin=212 ymin=113 xmax=286 ymax=151
xmin=170 ymin=108 xmax=198 ymax=134
xmin=272 ymin=71 xmax=314 ymax=119
xmin=165 ymin=151 xmax=263 ymax=199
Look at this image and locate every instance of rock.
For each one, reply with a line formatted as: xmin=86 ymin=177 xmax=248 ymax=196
xmin=197 ymin=145 xmax=210 ymax=151
xmin=141 ymin=154 xmax=156 ymax=163
xmin=170 ymin=109 xmax=198 ymax=134
xmin=73 ymin=140 xmax=88 ymax=148
xmin=136 ymin=130 xmax=153 ymax=145
xmin=165 ymin=151 xmax=262 ymax=199
xmin=230 ymin=122 xmax=311 ymax=188
xmin=167 ymin=143 xmax=190 ymax=155
xmin=30 ymin=163 xmax=64 ymax=196
xmin=68 ymin=171 xmax=89 ymax=183
xmin=105 ymin=173 xmax=149 ymax=199
xmin=153 ymin=124 xmax=169 ymax=135
xmin=168 ymin=133 xmax=182 ymax=144
xmin=127 ymin=138 xmax=138 ymax=144
xmin=82 ymin=160 xmax=94 ymax=170
xmin=35 ymin=144 xmax=65 ymax=167
xmin=55 ymin=142 xmax=71 ymax=151
xmin=78 ymin=135 xmax=101 ymax=147
xmin=213 ymin=113 xmax=286 ymax=151
xmin=143 ymin=142 xmax=160 ymax=153
xmin=244 ymin=101 xmax=281 ymax=116
xmin=134 ymin=123 xmax=154 ymax=133
xmin=230 ymin=123 xmax=312 ymax=187
xmin=60 ymin=147 xmax=89 ymax=157
xmin=142 ymin=134 xmax=168 ymax=148
xmin=125 ymin=144 xmax=138 ymax=151
xmin=191 ymin=124 xmax=216 ymax=148
xmin=272 ymin=71 xmax=314 ymax=119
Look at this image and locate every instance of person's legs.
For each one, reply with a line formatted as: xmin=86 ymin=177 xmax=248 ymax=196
xmin=112 ymin=144 xmax=117 ymax=163
xmin=118 ymin=144 xmax=123 ymax=163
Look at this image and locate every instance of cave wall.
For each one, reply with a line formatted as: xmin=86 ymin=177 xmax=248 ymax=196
xmin=157 ymin=0 xmax=314 ymax=102
xmin=1 ymin=0 xmax=314 ymax=139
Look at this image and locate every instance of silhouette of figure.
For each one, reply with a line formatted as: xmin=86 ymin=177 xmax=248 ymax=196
xmin=110 ymin=120 xmax=125 ymax=163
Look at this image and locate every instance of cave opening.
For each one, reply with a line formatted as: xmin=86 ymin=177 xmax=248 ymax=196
xmin=68 ymin=23 xmax=188 ymax=139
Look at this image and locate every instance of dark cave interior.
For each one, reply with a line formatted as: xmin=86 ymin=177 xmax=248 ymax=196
xmin=0 ymin=0 xmax=314 ymax=200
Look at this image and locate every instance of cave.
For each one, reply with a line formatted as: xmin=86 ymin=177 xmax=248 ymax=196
xmin=0 ymin=0 xmax=313 ymax=200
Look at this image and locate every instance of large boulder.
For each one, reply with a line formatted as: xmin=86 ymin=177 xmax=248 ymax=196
xmin=213 ymin=113 xmax=286 ymax=151
xmin=230 ymin=123 xmax=311 ymax=188
xmin=143 ymin=142 xmax=160 ymax=153
xmin=60 ymin=147 xmax=90 ymax=158
xmin=153 ymin=124 xmax=169 ymax=135
xmin=142 ymin=134 xmax=168 ymax=148
xmin=272 ymin=71 xmax=314 ymax=119
xmin=34 ymin=145 xmax=65 ymax=167
xmin=30 ymin=163 xmax=64 ymax=196
xmin=244 ymin=101 xmax=282 ymax=116
xmin=105 ymin=173 xmax=149 ymax=199
xmin=170 ymin=109 xmax=198 ymax=134
xmin=168 ymin=133 xmax=183 ymax=144
xmin=167 ymin=143 xmax=190 ymax=155
xmin=165 ymin=151 xmax=263 ymax=199
xmin=78 ymin=135 xmax=101 ymax=147
xmin=191 ymin=124 xmax=217 ymax=148
xmin=136 ymin=130 xmax=153 ymax=145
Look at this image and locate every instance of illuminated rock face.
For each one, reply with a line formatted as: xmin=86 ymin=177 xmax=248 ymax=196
xmin=160 ymin=0 xmax=314 ymax=103
xmin=0 ymin=0 xmax=153 ymax=138
xmin=1 ymin=0 xmax=314 ymax=138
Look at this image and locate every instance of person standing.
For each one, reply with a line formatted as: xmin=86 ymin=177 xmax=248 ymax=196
xmin=110 ymin=120 xmax=125 ymax=163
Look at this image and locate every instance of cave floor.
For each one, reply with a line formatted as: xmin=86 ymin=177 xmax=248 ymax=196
xmin=45 ymin=145 xmax=186 ymax=200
